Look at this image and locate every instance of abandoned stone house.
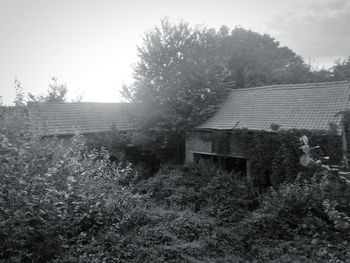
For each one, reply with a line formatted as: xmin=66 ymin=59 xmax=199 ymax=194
xmin=185 ymin=81 xmax=350 ymax=177
xmin=27 ymin=102 xmax=135 ymax=138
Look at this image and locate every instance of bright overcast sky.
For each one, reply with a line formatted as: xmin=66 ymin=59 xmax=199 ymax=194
xmin=0 ymin=0 xmax=349 ymax=105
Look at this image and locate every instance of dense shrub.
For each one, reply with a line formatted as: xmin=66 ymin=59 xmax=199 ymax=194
xmin=0 ymin=109 xmax=141 ymax=262
xmin=1 ymin=108 xmax=349 ymax=262
xmin=233 ymin=129 xmax=343 ymax=188
xmin=236 ymin=139 xmax=350 ymax=262
xmin=86 ymin=126 xmax=130 ymax=164
xmin=87 ymin=127 xmax=161 ymax=178
xmin=132 ymin=150 xmax=349 ymax=262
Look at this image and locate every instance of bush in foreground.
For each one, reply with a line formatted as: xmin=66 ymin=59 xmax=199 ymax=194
xmin=1 ymin=109 xmax=349 ymax=262
xmin=0 ymin=109 xmax=141 ymax=262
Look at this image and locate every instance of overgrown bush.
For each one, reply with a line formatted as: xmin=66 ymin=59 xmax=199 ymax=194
xmin=233 ymin=129 xmax=343 ymax=188
xmin=1 ymin=107 xmax=349 ymax=262
xmin=87 ymin=127 xmax=161 ymax=179
xmin=236 ymin=136 xmax=350 ymax=262
xmin=131 ymin=135 xmax=350 ymax=262
xmin=0 ymin=109 xmax=142 ymax=262
xmin=86 ymin=126 xmax=129 ymax=164
xmin=134 ymin=164 xmax=259 ymax=225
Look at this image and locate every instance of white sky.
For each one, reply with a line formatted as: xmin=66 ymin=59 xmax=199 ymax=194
xmin=0 ymin=0 xmax=349 ymax=105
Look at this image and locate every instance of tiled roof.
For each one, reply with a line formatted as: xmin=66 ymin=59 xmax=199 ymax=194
xmin=27 ymin=102 xmax=135 ymax=136
xmin=198 ymin=81 xmax=350 ymax=133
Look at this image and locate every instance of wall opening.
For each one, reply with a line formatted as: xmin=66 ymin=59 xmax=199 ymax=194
xmin=194 ymin=153 xmax=247 ymax=176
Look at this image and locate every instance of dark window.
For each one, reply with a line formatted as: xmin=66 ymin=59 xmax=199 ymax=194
xmin=224 ymin=156 xmax=246 ymax=176
xmin=194 ymin=153 xmax=246 ymax=176
xmin=211 ymin=132 xmax=230 ymax=154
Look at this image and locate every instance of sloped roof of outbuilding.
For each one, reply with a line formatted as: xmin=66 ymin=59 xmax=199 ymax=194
xmin=198 ymin=81 xmax=350 ymax=134
xmin=27 ymin=102 xmax=135 ymax=136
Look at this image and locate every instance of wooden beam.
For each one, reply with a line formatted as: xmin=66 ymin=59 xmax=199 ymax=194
xmin=190 ymin=151 xmax=245 ymax=159
xmin=342 ymin=129 xmax=348 ymax=169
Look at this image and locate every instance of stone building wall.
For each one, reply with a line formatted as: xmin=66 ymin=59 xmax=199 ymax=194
xmin=185 ymin=129 xmax=251 ymax=177
xmin=185 ymin=130 xmax=212 ymax=163
xmin=185 ymin=130 xmax=245 ymax=162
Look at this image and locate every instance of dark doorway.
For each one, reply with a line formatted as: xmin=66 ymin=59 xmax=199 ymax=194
xmin=194 ymin=153 xmax=247 ymax=176
xmin=224 ymin=156 xmax=246 ymax=175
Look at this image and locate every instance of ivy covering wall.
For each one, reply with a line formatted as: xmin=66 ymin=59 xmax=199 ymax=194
xmin=191 ymin=128 xmax=343 ymax=188
xmin=233 ymin=129 xmax=343 ymax=187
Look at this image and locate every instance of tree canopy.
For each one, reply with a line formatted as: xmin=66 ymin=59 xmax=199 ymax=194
xmin=123 ymin=19 xmax=346 ymax=161
xmin=332 ymin=56 xmax=350 ymax=80
xmin=28 ymin=77 xmax=68 ymax=103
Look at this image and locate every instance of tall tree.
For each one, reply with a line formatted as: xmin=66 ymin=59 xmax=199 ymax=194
xmin=220 ymin=27 xmax=312 ymax=87
xmin=14 ymin=77 xmax=25 ymax=106
xmin=332 ymin=56 xmax=350 ymax=80
xmin=124 ymin=19 xmax=313 ymax=161
xmin=124 ymin=19 xmax=233 ymax=161
xmin=28 ymin=77 xmax=68 ymax=103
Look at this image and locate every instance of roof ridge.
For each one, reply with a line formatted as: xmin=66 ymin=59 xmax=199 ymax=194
xmin=232 ymin=80 xmax=350 ymax=93
xmin=198 ymin=80 xmax=350 ymax=133
xmin=27 ymin=102 xmax=130 ymax=106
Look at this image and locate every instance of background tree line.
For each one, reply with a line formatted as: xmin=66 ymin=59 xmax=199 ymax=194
xmin=6 ymin=18 xmax=350 ymax=163
xmin=123 ymin=18 xmax=350 ymax=162
xmin=1 ymin=19 xmax=349 ymax=262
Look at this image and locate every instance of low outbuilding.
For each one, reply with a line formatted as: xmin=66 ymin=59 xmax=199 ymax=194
xmin=186 ymin=81 xmax=350 ymax=180
xmin=27 ymin=102 xmax=135 ymax=138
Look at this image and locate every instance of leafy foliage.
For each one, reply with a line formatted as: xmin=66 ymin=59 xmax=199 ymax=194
xmin=86 ymin=126 xmax=130 ymax=163
xmin=14 ymin=77 xmax=25 ymax=106
xmin=28 ymin=77 xmax=68 ymax=103
xmin=311 ymin=56 xmax=350 ymax=82
xmin=132 ymin=162 xmax=349 ymax=262
xmin=232 ymin=129 xmax=342 ymax=187
xmin=124 ymin=19 xmax=314 ymax=161
xmin=0 ymin=108 xmax=140 ymax=262
xmin=1 ymin=105 xmax=349 ymax=262
xmin=332 ymin=56 xmax=350 ymax=81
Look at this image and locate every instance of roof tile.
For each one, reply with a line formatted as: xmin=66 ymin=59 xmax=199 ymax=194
xmin=27 ymin=102 xmax=135 ymax=136
xmin=198 ymin=81 xmax=350 ymax=133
